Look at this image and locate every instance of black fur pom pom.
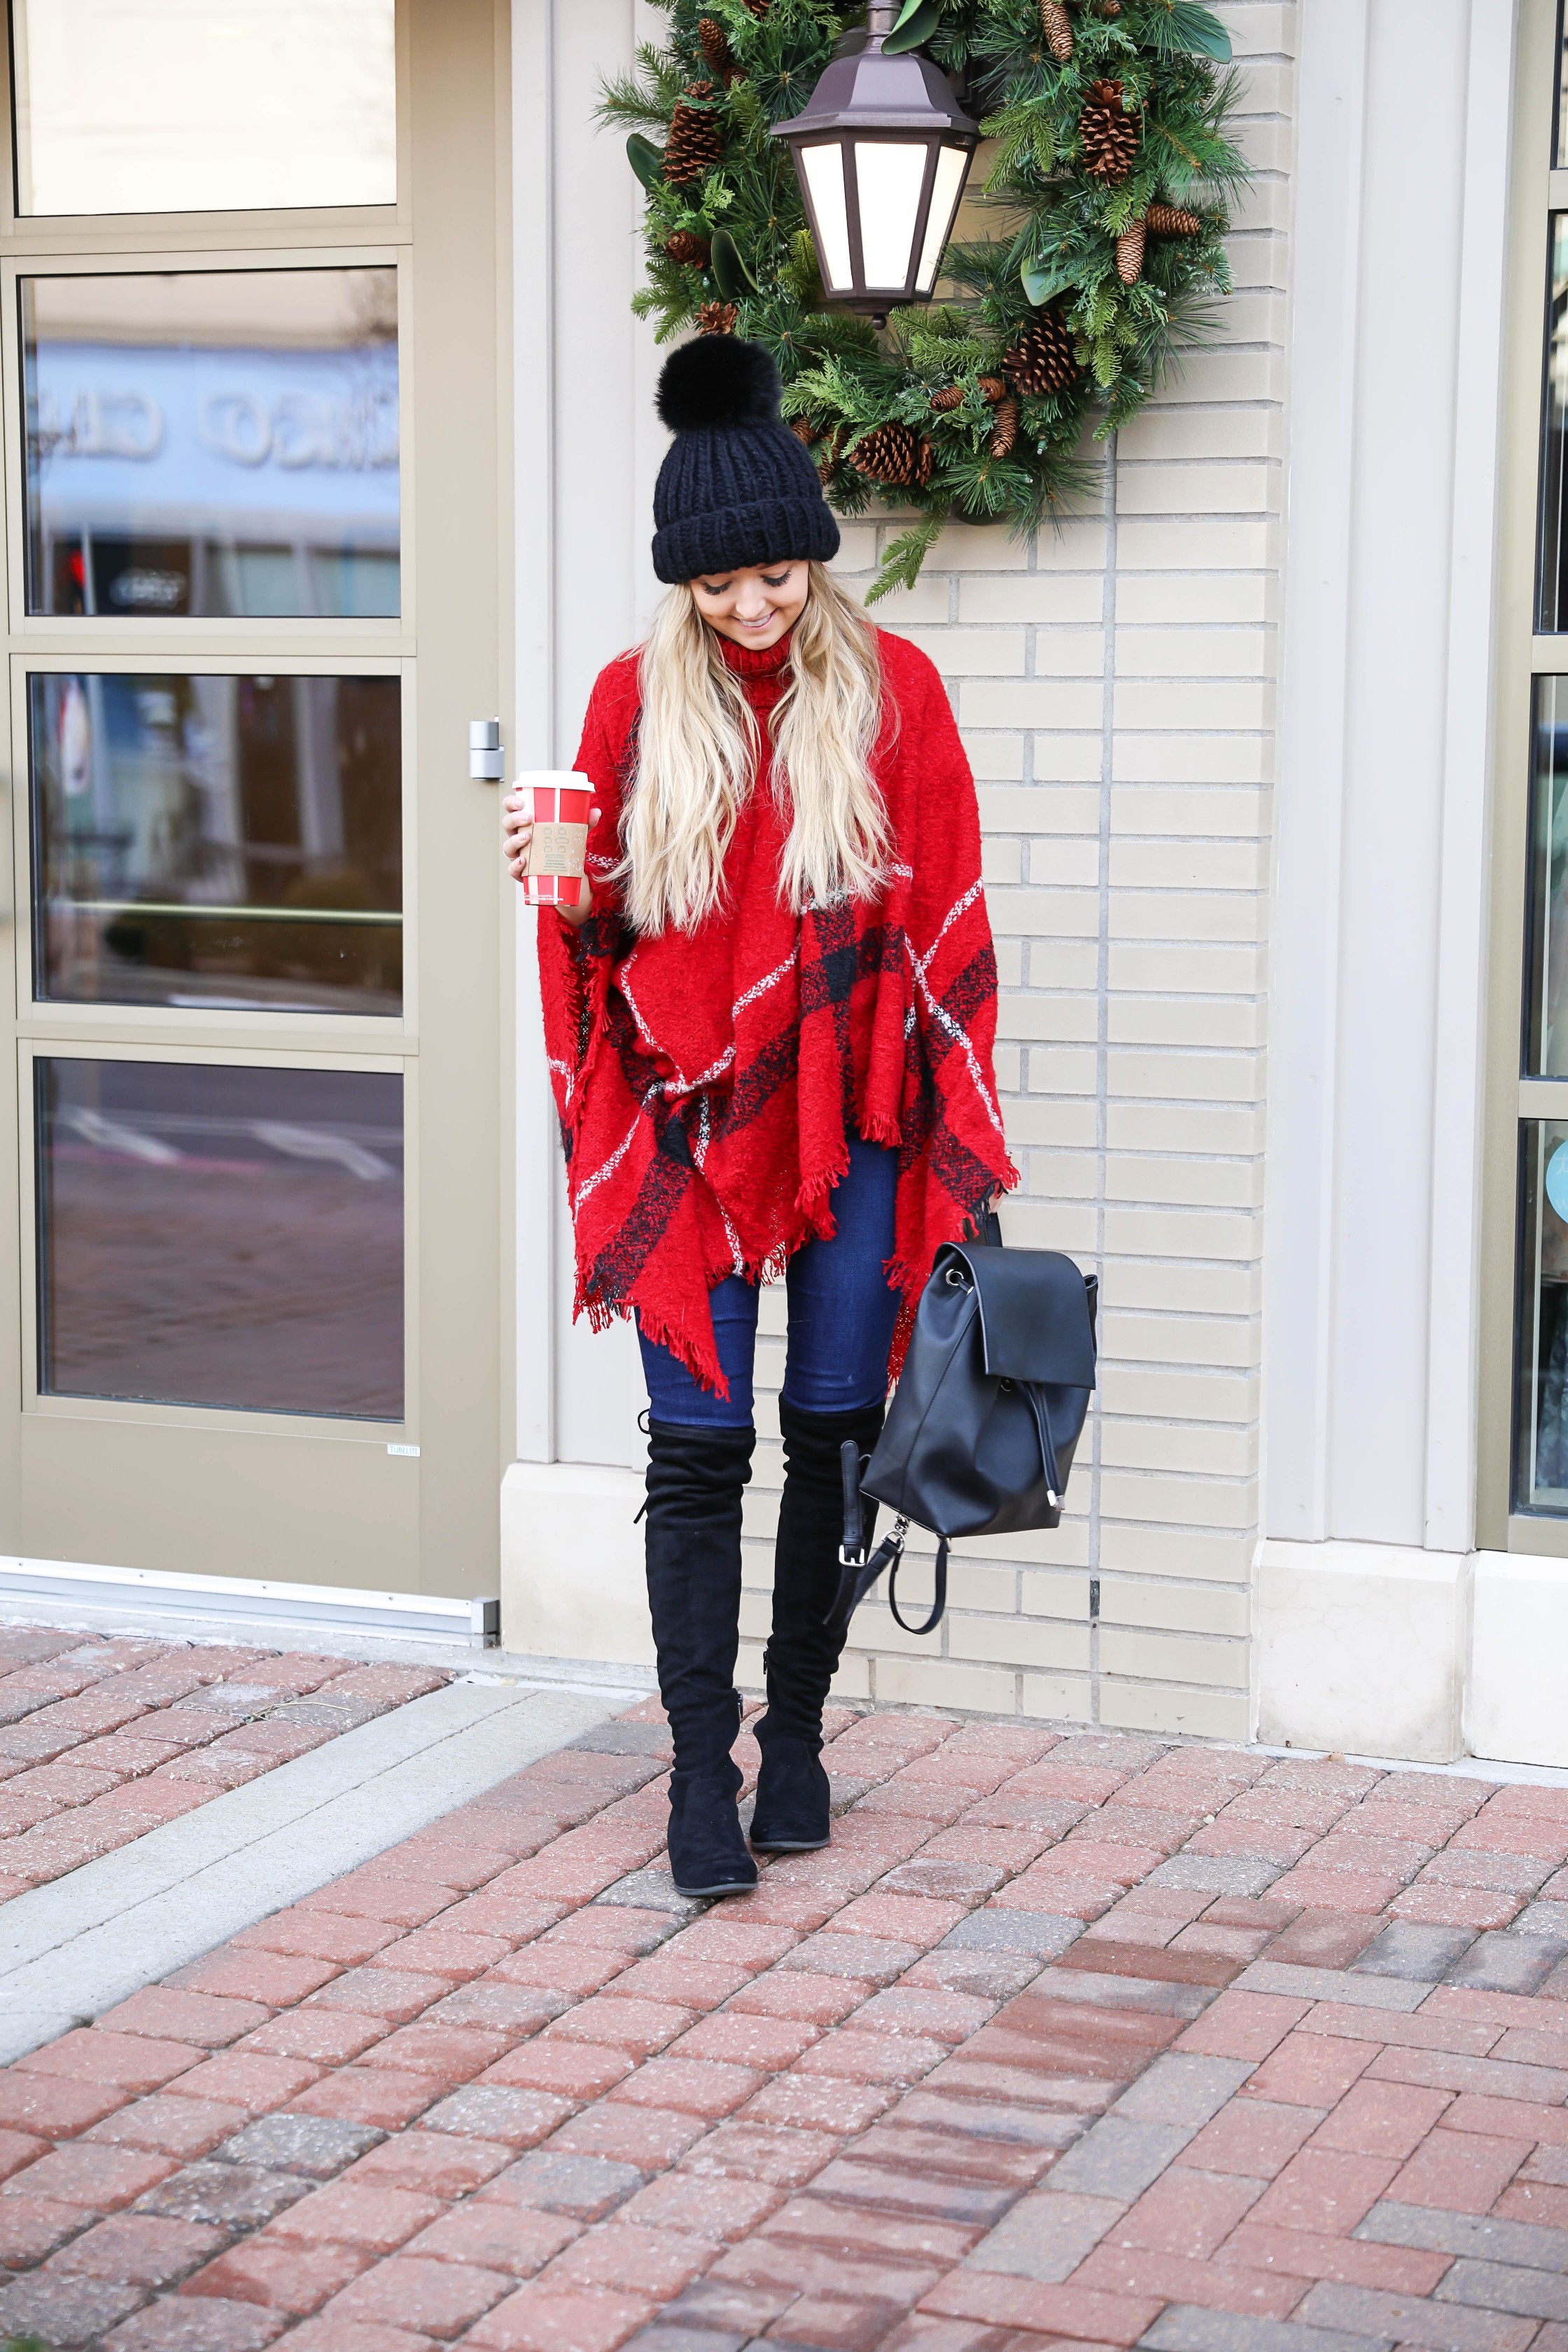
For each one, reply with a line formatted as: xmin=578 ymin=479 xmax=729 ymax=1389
xmin=656 ymin=336 xmax=780 ymax=433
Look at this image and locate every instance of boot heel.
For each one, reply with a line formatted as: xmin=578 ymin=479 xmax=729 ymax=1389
xmin=749 ymin=1718 xmax=831 ymax=1851
xmin=668 ymin=1772 xmax=757 ymax=1896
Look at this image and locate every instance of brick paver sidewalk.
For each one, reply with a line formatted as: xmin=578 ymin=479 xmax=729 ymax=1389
xmin=0 ymin=1704 xmax=1567 ymax=2351
xmin=0 ymin=1625 xmax=449 ymax=1901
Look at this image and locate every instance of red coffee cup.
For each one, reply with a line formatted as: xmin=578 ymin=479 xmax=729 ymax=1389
xmin=522 ymin=774 xmax=593 ymax=908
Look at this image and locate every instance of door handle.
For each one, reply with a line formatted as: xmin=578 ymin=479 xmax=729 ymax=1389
xmin=468 ymin=717 xmax=503 ymax=781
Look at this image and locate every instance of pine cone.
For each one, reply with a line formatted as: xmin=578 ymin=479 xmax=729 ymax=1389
xmin=697 ymin=17 xmax=732 ymax=72
xmin=988 ymin=396 xmax=1020 ymax=458
xmin=1116 ymin=218 xmax=1147 ymax=285
xmin=1003 ymin=308 xmax=1079 ymax=396
xmin=817 ymin=425 xmax=846 ymax=484
xmin=977 ymin=375 xmax=1007 ymax=402
xmin=743 ymin=0 xmax=769 ymax=15
xmin=665 ymin=229 xmax=711 ymax=267
xmin=695 ymin=300 xmax=738 ymax=335
xmin=1040 ymin=0 xmax=1072 ymax=60
xmin=930 ymin=385 xmax=965 ymax=412
xmin=850 ymin=422 xmax=931 ymax=487
xmin=1100 ymin=2 xmax=1120 ymax=15
xmin=664 ymin=83 xmax=724 ymax=185
xmin=1079 ymin=79 xmax=1139 ymax=185
xmin=790 ymin=417 xmax=815 ymax=445
xmin=1146 ymin=202 xmax=1203 ymax=237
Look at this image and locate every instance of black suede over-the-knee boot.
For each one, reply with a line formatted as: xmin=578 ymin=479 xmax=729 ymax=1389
xmin=643 ymin=1419 xmax=758 ymax=1898
xmin=749 ymin=1396 xmax=884 ymax=1852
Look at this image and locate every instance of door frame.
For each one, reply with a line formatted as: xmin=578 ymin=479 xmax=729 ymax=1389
xmin=1480 ymin=0 xmax=1568 ymax=1552
xmin=0 ymin=0 xmax=515 ymax=1597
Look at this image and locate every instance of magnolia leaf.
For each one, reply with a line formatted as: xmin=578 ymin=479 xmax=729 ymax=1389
xmin=890 ymin=0 xmax=927 ymax=28
xmin=884 ymin=0 xmax=941 ymax=53
xmin=626 ymin=133 xmax=664 ymax=188
xmin=1021 ymin=253 xmax=1076 ymax=307
xmin=710 ymin=228 xmax=757 ymax=299
xmin=1166 ymin=1 xmax=1231 ymax=61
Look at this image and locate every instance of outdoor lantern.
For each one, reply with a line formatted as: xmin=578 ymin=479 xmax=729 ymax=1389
xmin=769 ymin=2 xmax=978 ymax=320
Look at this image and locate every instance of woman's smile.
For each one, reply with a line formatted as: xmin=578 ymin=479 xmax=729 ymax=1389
xmin=690 ymin=559 xmax=808 ymax=648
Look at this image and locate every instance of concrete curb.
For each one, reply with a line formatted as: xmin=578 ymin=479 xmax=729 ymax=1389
xmin=0 ymin=1674 xmax=638 ymax=2062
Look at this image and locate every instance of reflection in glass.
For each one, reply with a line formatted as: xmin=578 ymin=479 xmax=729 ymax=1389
xmin=1514 ymin=1119 xmax=1568 ymax=1512
xmin=23 ymin=270 xmax=399 ymax=619
xmin=1526 ymin=677 xmax=1568 ymax=1075
xmin=1541 ymin=218 xmax=1568 ymax=631
xmin=31 ymin=674 xmax=402 ymax=1016
xmin=36 ymin=1059 xmax=403 ymax=1419
xmin=12 ymin=1 xmax=395 ymax=218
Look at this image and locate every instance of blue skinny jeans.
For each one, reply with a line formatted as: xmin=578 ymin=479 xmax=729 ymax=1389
xmin=637 ymin=1136 xmax=899 ymax=1429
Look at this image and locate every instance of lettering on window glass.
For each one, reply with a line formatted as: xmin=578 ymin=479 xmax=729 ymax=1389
xmin=24 ymin=270 xmax=400 ymax=620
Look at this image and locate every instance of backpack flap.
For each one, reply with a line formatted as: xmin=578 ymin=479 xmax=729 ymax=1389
xmin=944 ymin=1244 xmax=1097 ymax=1388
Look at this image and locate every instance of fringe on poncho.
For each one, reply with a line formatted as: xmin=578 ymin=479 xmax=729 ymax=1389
xmin=536 ymin=625 xmax=1017 ymax=1396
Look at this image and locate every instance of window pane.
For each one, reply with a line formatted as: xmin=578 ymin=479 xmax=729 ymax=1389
xmin=1515 ymin=1119 xmax=1568 ymax=1512
xmin=1540 ymin=218 xmax=1568 ymax=632
xmin=1558 ymin=0 xmax=1568 ymax=169
xmin=23 ymin=269 xmax=399 ymax=619
xmin=12 ymin=1 xmax=395 ymax=217
xmin=1526 ymin=677 xmax=1568 ymax=1074
xmin=31 ymin=674 xmax=401 ymax=1017
xmin=36 ymin=1059 xmax=403 ymax=1418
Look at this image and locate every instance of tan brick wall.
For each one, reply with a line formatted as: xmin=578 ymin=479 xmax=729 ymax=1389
xmin=738 ymin=1 xmax=1294 ymax=1734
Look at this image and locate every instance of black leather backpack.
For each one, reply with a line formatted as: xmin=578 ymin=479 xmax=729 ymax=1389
xmin=834 ymin=1231 xmax=1098 ymax=1637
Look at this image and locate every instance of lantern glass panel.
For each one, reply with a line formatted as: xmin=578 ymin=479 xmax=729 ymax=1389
xmin=801 ymin=142 xmax=853 ymax=290
xmin=854 ymin=140 xmax=927 ymax=288
xmin=916 ymin=144 xmax=969 ymax=292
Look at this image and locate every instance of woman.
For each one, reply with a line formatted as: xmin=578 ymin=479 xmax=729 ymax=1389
xmin=505 ymin=335 xmax=1014 ymax=1899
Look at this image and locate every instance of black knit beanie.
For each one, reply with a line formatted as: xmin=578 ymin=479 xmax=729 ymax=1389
xmin=652 ymin=337 xmax=840 ymax=584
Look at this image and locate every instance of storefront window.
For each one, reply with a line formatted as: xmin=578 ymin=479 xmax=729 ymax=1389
xmin=22 ymin=269 xmax=400 ymax=619
xmin=1539 ymin=218 xmax=1568 ymax=631
xmin=1515 ymin=1119 xmax=1568 ymax=1511
xmin=10 ymin=1 xmax=396 ymax=217
xmin=1525 ymin=676 xmax=1568 ymax=1072
xmin=29 ymin=673 xmax=402 ymax=1017
xmin=35 ymin=1058 xmax=404 ymax=1418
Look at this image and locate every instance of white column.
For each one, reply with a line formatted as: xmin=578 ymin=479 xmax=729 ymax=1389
xmin=1259 ymin=0 xmax=1516 ymax=1754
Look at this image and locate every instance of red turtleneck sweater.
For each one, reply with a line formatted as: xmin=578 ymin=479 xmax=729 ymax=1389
xmin=536 ymin=625 xmax=1015 ymax=1395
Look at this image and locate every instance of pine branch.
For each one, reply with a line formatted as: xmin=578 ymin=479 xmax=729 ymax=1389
xmin=867 ymin=505 xmax=951 ymax=602
xmin=595 ymin=46 xmax=686 ymax=131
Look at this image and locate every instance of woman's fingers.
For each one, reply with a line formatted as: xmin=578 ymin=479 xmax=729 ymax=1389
xmin=503 ymin=796 xmax=598 ymax=886
xmin=503 ymin=802 xmax=532 ymax=883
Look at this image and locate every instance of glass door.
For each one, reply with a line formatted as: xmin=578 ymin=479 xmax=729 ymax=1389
xmin=0 ymin=0 xmax=509 ymax=1595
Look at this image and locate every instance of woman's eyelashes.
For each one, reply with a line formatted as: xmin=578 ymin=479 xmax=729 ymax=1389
xmin=697 ymin=574 xmax=791 ymax=596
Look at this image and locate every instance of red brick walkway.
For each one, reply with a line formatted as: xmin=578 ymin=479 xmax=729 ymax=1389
xmin=1 ymin=1704 xmax=1567 ymax=2352
xmin=0 ymin=1625 xmax=449 ymax=1902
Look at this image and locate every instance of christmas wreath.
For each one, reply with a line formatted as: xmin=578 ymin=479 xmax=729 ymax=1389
xmin=599 ymin=0 xmax=1251 ymax=598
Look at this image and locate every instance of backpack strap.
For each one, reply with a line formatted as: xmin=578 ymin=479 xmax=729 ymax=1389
xmin=1024 ymin=1383 xmax=1063 ymax=1508
xmin=888 ymin=1535 xmax=947 ymax=1637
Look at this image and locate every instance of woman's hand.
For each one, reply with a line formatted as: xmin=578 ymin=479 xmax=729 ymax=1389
xmin=503 ymin=787 xmax=601 ymax=929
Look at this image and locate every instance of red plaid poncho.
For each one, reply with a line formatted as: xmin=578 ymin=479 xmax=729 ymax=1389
xmin=537 ymin=625 xmax=1016 ymax=1396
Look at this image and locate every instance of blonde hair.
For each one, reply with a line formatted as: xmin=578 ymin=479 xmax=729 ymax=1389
xmin=617 ymin=561 xmax=890 ymax=936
